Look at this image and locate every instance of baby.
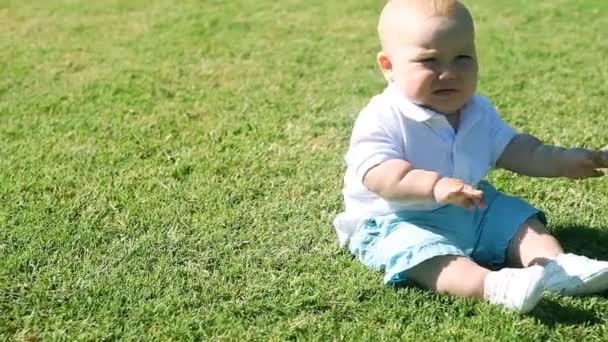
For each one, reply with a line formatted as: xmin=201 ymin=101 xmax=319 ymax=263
xmin=334 ymin=0 xmax=608 ymax=313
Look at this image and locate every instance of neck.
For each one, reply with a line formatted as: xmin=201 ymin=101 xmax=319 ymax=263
xmin=444 ymin=111 xmax=460 ymax=131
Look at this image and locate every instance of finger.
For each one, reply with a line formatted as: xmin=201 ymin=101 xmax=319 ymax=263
xmin=444 ymin=184 xmax=465 ymax=200
xmin=599 ymin=151 xmax=608 ymax=167
xmin=461 ymin=186 xmax=483 ymax=198
xmin=461 ymin=199 xmax=474 ymax=212
xmin=590 ymin=150 xmax=608 ymax=168
xmin=455 ymin=197 xmax=476 ymax=211
xmin=572 ymin=169 xmax=604 ymax=179
xmin=472 ymin=197 xmax=486 ymax=209
xmin=450 ymin=182 xmax=465 ymax=193
xmin=591 ymin=169 xmax=605 ymax=177
xmin=591 ymin=151 xmax=603 ymax=166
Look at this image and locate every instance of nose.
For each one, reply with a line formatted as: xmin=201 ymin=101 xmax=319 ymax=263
xmin=438 ymin=65 xmax=457 ymax=80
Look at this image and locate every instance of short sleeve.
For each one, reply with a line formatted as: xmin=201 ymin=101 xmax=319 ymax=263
xmin=483 ymin=98 xmax=518 ymax=166
xmin=345 ymin=106 xmax=405 ymax=181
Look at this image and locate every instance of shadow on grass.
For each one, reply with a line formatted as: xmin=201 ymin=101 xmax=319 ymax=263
xmin=531 ymin=298 xmax=600 ymax=327
xmin=551 ymin=224 xmax=608 ymax=260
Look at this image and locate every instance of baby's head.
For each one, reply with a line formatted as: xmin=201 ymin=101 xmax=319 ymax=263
xmin=377 ymin=0 xmax=477 ymax=115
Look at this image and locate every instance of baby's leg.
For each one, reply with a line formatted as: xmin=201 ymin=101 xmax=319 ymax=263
xmin=506 ymin=216 xmax=563 ymax=267
xmin=407 ymin=255 xmax=488 ymax=298
xmin=407 ymin=255 xmax=544 ymax=313
xmin=508 ymin=216 xmax=608 ymax=296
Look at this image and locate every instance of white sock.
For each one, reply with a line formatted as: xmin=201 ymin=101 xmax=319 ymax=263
xmin=484 ymin=265 xmax=545 ymax=313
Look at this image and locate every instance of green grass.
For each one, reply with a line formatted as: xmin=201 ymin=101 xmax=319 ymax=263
xmin=2 ymin=0 xmax=608 ymax=340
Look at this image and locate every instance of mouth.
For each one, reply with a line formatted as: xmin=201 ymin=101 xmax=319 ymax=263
xmin=432 ymin=88 xmax=459 ymax=96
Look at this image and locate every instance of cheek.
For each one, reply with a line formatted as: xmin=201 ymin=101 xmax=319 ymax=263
xmin=456 ymin=61 xmax=478 ymax=84
xmin=464 ymin=71 xmax=478 ymax=93
xmin=394 ymin=66 xmax=435 ymax=98
xmin=410 ymin=71 xmax=436 ymax=100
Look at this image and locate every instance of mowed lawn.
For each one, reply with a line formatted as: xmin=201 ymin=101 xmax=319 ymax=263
xmin=2 ymin=0 xmax=608 ymax=340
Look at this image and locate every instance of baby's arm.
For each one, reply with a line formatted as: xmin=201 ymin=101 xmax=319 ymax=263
xmin=496 ymin=134 xmax=608 ymax=178
xmin=364 ymin=159 xmax=485 ymax=210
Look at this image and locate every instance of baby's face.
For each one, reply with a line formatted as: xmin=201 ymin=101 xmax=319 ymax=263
xmin=384 ymin=10 xmax=477 ymax=115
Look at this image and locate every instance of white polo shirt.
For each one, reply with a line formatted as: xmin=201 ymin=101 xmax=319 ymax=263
xmin=334 ymin=83 xmax=518 ymax=246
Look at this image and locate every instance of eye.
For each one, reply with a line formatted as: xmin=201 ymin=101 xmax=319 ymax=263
xmin=416 ymin=57 xmax=437 ymax=64
xmin=456 ymin=55 xmax=473 ymax=61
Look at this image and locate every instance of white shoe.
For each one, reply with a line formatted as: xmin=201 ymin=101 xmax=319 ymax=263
xmin=484 ymin=265 xmax=545 ymax=313
xmin=544 ymin=253 xmax=608 ymax=296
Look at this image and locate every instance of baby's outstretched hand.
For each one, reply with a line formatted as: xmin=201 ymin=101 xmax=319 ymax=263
xmin=561 ymin=148 xmax=608 ymax=179
xmin=433 ymin=177 xmax=486 ymax=211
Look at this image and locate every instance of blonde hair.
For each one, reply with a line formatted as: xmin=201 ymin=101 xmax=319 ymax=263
xmin=429 ymin=0 xmax=460 ymax=16
xmin=383 ymin=0 xmax=460 ymax=17
xmin=378 ymin=0 xmax=472 ymax=53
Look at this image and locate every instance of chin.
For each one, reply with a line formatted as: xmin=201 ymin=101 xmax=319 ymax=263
xmin=432 ymin=105 xmax=462 ymax=115
xmin=434 ymin=101 xmax=468 ymax=114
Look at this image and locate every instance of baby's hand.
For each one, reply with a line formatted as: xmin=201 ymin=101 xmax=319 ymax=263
xmin=561 ymin=148 xmax=608 ymax=179
xmin=433 ymin=177 xmax=486 ymax=211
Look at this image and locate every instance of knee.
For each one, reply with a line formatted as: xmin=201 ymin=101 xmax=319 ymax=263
xmin=509 ymin=216 xmax=563 ymax=267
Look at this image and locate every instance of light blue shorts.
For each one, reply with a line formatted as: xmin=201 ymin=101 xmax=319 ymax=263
xmin=348 ymin=181 xmax=546 ymax=285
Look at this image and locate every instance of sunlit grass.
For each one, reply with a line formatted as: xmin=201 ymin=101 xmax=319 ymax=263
xmin=1 ymin=0 xmax=608 ymax=339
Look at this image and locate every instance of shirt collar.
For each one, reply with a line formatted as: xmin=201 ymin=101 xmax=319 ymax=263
xmin=385 ymin=82 xmax=439 ymax=122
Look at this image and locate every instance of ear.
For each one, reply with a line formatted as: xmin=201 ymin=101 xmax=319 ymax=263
xmin=376 ymin=51 xmax=393 ymax=81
